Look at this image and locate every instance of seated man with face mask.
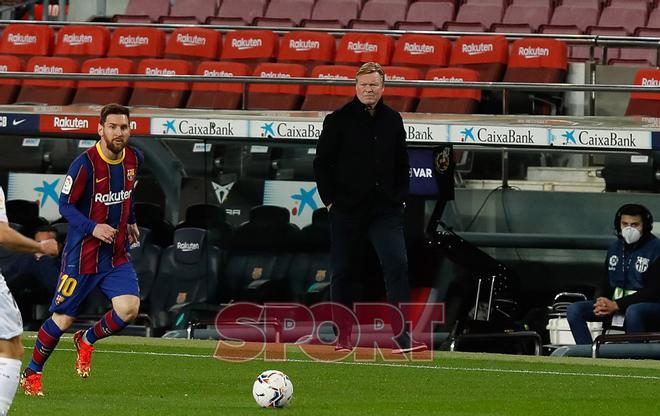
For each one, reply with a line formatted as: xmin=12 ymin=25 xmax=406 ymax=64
xmin=567 ymin=204 xmax=660 ymax=344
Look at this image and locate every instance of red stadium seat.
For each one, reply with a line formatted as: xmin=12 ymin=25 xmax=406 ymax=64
xmin=359 ymin=0 xmax=408 ymax=28
xmin=391 ymin=34 xmax=451 ymax=72
xmin=301 ymin=19 xmax=346 ymax=29
xmin=186 ymin=61 xmax=250 ymax=110
xmin=449 ymin=35 xmax=508 ymax=82
xmin=443 ymin=22 xmax=487 ymax=32
xmin=625 ymin=69 xmax=660 ymax=117
xmin=335 ymin=33 xmax=395 ymax=65
xmin=0 ymin=24 xmax=54 ymax=62
xmin=348 ymin=20 xmax=390 ymax=30
xmin=73 ymin=58 xmax=135 ymax=105
xmin=107 ymin=27 xmax=165 ymax=61
xmin=491 ymin=23 xmax=535 ymax=33
xmin=597 ymin=5 xmax=647 ymax=35
xmin=215 ymin=0 xmax=268 ymax=25
xmin=129 ymin=59 xmax=192 ymax=108
xmin=383 ymin=66 xmax=422 ymax=113
xmin=220 ymin=30 xmax=279 ymax=71
xmin=246 ymin=62 xmax=307 ymax=110
xmin=159 ymin=0 xmax=217 ymax=24
xmin=0 ymin=55 xmax=22 ymax=104
xmin=503 ymin=38 xmax=568 ymax=114
xmin=261 ymin=0 xmax=314 ymax=26
xmin=417 ymin=68 xmax=481 ymax=114
xmin=498 ymin=4 xmax=551 ymax=31
xmin=308 ymin=0 xmax=360 ymax=27
xmin=16 ymin=56 xmax=78 ymax=105
xmin=114 ymin=0 xmax=170 ymax=22
xmin=164 ymin=27 xmax=221 ymax=68
xmin=584 ymin=26 xmax=627 ymax=63
xmin=254 ymin=17 xmax=298 ymax=27
xmin=54 ymin=25 xmax=110 ymax=65
xmin=452 ymin=4 xmax=504 ymax=31
xmin=301 ymin=64 xmax=358 ymax=110
xmin=278 ymin=31 xmax=335 ymax=70
xmin=400 ymin=1 xmax=455 ymax=30
xmin=548 ymin=5 xmax=600 ymax=32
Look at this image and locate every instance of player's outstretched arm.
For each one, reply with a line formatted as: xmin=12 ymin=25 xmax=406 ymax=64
xmin=0 ymin=222 xmax=58 ymax=255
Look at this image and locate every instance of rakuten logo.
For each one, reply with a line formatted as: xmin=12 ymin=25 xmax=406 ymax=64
xmin=118 ymin=35 xmax=149 ymax=48
xmin=231 ymin=38 xmax=262 ymax=50
xmin=260 ymin=71 xmax=291 ymax=78
xmin=403 ymin=42 xmax=434 ymax=55
xmin=289 ymin=39 xmax=320 ymax=51
xmin=0 ymin=65 xmax=8 ymax=72
xmin=89 ymin=66 xmax=119 ymax=75
xmin=177 ymin=241 xmax=200 ymax=252
xmin=146 ymin=67 xmax=176 ymax=76
xmin=34 ymin=65 xmax=63 ymax=73
xmin=518 ymin=46 xmax=549 ymax=58
xmin=318 ymin=73 xmax=349 ymax=80
xmin=8 ymin=33 xmax=36 ymax=46
xmin=641 ymin=77 xmax=660 ymax=87
xmin=433 ymin=76 xmax=464 ymax=82
xmin=203 ymin=69 xmax=234 ymax=77
xmin=347 ymin=41 xmax=378 ymax=53
xmin=461 ymin=43 xmax=493 ymax=56
xmin=54 ymin=117 xmax=89 ymax=130
xmin=177 ymin=33 xmax=207 ymax=46
xmin=385 ymin=74 xmax=406 ymax=81
xmin=62 ymin=33 xmax=93 ymax=46
xmin=94 ymin=189 xmax=132 ymax=206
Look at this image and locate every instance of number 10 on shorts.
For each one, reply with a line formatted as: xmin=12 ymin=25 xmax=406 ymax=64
xmin=56 ymin=274 xmax=78 ymax=304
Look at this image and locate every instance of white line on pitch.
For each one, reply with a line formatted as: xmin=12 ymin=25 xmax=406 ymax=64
xmin=29 ymin=346 xmax=660 ymax=381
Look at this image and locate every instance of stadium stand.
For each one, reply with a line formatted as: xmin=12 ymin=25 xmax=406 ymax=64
xmin=128 ymin=58 xmax=191 ymax=108
xmin=220 ymin=29 xmax=279 ymax=71
xmin=357 ymin=0 xmax=408 ymax=29
xmin=186 ymin=61 xmax=249 ymax=110
xmin=547 ymin=4 xmax=600 ymax=32
xmin=53 ymin=25 xmax=110 ymax=65
xmin=494 ymin=3 xmax=552 ymax=32
xmin=246 ymin=62 xmax=307 ymax=110
xmin=416 ymin=67 xmax=481 ymax=114
xmin=257 ymin=0 xmax=315 ymax=26
xmin=107 ymin=27 xmax=166 ymax=61
xmin=450 ymin=35 xmax=508 ymax=83
xmin=0 ymin=55 xmax=22 ymax=104
xmin=625 ymin=68 xmax=660 ymax=117
xmin=301 ymin=64 xmax=358 ymax=111
xmin=72 ymin=57 xmax=134 ymax=105
xmin=451 ymin=3 xmax=504 ymax=32
xmin=15 ymin=56 xmax=78 ymax=105
xmin=593 ymin=3 xmax=648 ymax=35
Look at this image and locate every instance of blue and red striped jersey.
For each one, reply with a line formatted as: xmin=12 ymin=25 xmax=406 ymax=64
xmin=59 ymin=142 xmax=143 ymax=274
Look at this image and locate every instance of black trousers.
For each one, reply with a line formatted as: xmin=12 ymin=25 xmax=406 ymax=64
xmin=329 ymin=203 xmax=410 ymax=337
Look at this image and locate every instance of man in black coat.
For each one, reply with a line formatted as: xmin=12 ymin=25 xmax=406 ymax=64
xmin=313 ymin=62 xmax=425 ymax=354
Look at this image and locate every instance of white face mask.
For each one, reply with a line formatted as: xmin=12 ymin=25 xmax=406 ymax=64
xmin=621 ymin=226 xmax=642 ymax=245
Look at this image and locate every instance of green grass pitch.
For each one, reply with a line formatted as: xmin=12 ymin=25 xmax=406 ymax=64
xmin=13 ymin=333 xmax=660 ymax=416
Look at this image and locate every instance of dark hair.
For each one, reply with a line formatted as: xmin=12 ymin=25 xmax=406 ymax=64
xmin=34 ymin=225 xmax=63 ymax=243
xmin=614 ymin=204 xmax=653 ymax=234
xmin=100 ymin=103 xmax=130 ymax=125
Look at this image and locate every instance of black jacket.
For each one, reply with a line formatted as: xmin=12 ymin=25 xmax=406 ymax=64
xmin=313 ymin=96 xmax=409 ymax=212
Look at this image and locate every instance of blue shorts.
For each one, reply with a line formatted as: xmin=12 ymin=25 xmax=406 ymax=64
xmin=49 ymin=262 xmax=140 ymax=317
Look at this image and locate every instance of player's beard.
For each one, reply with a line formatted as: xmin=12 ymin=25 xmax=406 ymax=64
xmin=104 ymin=136 xmax=126 ymax=155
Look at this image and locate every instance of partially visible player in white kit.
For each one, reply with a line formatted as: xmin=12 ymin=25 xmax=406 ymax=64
xmin=0 ymin=187 xmax=57 ymax=414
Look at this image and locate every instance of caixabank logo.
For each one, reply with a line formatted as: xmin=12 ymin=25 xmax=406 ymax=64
xmin=450 ymin=125 xmax=547 ymax=146
xmin=153 ymin=118 xmax=247 ymax=137
xmin=548 ymin=129 xmax=652 ymax=149
xmin=258 ymin=121 xmax=322 ymax=139
xmin=403 ymin=123 xmax=448 ymax=142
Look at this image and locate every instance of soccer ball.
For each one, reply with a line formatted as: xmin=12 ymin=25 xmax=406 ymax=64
xmin=252 ymin=370 xmax=294 ymax=408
